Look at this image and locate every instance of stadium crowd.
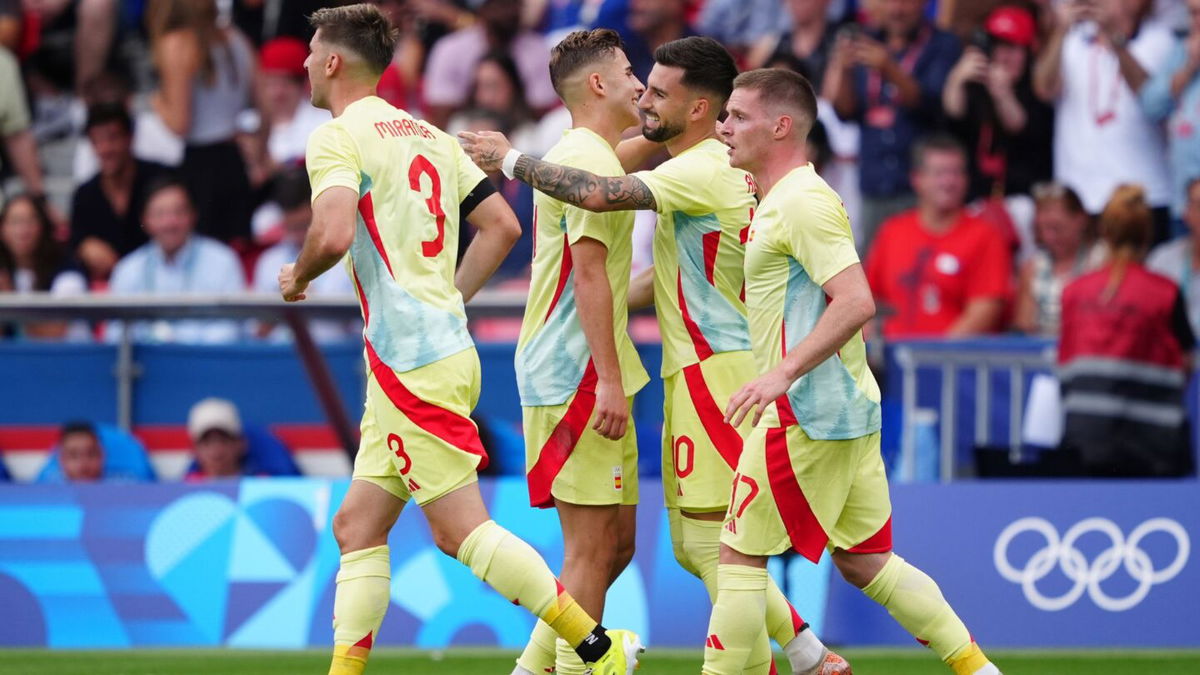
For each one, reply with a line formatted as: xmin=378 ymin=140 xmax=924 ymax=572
xmin=0 ymin=0 xmax=1197 ymax=480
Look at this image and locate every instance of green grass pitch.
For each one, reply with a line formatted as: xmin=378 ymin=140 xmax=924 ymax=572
xmin=3 ymin=648 xmax=1199 ymax=674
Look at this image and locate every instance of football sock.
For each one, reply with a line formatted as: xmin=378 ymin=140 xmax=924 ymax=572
xmin=456 ymin=520 xmax=611 ymax=663
xmin=678 ymin=515 xmax=825 ymax=674
xmin=329 ymin=545 xmax=391 ymax=675
xmin=701 ymin=564 xmax=769 ymax=675
xmin=554 ymin=636 xmax=589 ymax=675
xmin=514 ymin=621 xmax=558 ymax=675
xmin=861 ymin=553 xmax=983 ymax=672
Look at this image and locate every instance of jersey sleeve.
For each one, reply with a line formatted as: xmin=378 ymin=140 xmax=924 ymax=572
xmin=633 ymin=154 xmax=712 ymax=215
xmin=785 ymin=188 xmax=861 ymax=287
xmin=305 ymin=123 xmax=361 ymax=202
xmin=564 ymin=203 xmax=617 ymax=248
xmin=454 ymin=138 xmax=489 ymax=201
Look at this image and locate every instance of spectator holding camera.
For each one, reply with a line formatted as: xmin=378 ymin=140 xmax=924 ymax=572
xmin=943 ymin=5 xmax=1053 ymax=203
xmin=1140 ymin=0 xmax=1200 ymax=225
xmin=828 ymin=0 xmax=962 ymax=248
xmin=1034 ymin=0 xmax=1176 ymax=244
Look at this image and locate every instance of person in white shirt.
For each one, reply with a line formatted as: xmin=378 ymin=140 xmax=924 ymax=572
xmin=1034 ymin=0 xmax=1176 ymax=244
xmin=257 ymin=36 xmax=331 ymax=169
xmin=1148 ymin=177 xmax=1200 ymax=336
xmin=251 ymin=168 xmax=356 ymax=343
xmin=107 ymin=177 xmax=245 ymax=343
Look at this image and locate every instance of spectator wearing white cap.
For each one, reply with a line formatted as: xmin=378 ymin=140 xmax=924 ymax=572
xmin=186 ymin=397 xmax=246 ymax=480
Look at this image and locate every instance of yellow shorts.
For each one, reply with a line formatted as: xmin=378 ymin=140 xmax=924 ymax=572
xmin=523 ymin=390 xmax=639 ymax=509
xmin=720 ymin=425 xmax=892 ymax=562
xmin=662 ymin=351 xmax=757 ymax=512
xmin=354 ymin=346 xmax=486 ymax=506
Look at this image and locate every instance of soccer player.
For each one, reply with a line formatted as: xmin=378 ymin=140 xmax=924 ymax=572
xmin=460 ymin=36 xmax=847 ymax=675
xmin=707 ymin=68 xmax=1000 ymax=675
xmin=276 ymin=6 xmax=642 ymax=675
xmin=474 ymin=29 xmax=652 ymax=675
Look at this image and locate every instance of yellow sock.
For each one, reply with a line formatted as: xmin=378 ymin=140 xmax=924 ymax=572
xmin=456 ymin=520 xmax=597 ymax=647
xmin=861 ymin=554 xmax=976 ymax=668
xmin=554 ymin=636 xmax=589 ymax=675
xmin=516 ymin=620 xmax=558 ymax=674
xmin=946 ymin=643 xmax=991 ymax=675
xmin=677 ymin=514 xmax=790 ymax=673
xmin=701 ymin=564 xmax=769 ymax=675
xmin=329 ymin=545 xmax=391 ymax=675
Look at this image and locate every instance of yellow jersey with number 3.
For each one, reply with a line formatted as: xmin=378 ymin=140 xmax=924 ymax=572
xmin=515 ymin=127 xmax=649 ymax=407
xmin=743 ymin=164 xmax=881 ymax=438
xmin=633 ymin=137 xmax=757 ymax=377
xmin=305 ymin=96 xmax=486 ymax=373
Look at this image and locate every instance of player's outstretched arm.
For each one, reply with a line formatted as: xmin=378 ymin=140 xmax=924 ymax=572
xmin=726 ymin=264 xmax=875 ymax=426
xmin=458 ymin=130 xmax=657 ymax=213
xmin=455 ymin=192 xmax=521 ymax=302
xmin=280 ymin=185 xmax=357 ymax=302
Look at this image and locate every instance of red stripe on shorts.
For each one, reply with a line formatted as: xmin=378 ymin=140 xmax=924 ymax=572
xmin=681 ymin=362 xmax=742 ymax=469
xmin=526 ymin=362 xmax=598 ymax=509
xmin=358 ymin=192 xmax=394 ymax=279
xmin=847 ymin=516 xmax=893 ymax=554
xmin=765 ymin=427 xmax=828 ymax=563
xmin=364 ymin=340 xmax=489 ymax=470
xmin=678 ymin=270 xmax=715 ymax=360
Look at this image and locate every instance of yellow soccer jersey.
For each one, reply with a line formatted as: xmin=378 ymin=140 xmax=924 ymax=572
xmin=516 ymin=127 xmax=649 ymax=406
xmin=306 ymin=96 xmax=487 ymax=373
xmin=744 ymin=164 xmax=881 ymax=438
xmin=633 ymin=138 xmax=756 ymax=377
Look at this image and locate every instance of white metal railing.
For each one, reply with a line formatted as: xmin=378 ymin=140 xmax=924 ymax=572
xmin=892 ymin=342 xmax=1057 ymax=482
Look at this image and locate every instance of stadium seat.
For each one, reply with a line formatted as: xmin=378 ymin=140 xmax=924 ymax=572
xmin=36 ymin=424 xmax=157 ymax=483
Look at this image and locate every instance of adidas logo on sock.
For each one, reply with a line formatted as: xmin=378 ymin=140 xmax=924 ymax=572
xmin=705 ymin=634 xmax=725 ymax=650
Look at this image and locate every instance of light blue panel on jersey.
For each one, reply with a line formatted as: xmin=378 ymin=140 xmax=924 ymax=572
xmin=782 ymin=259 xmax=880 ymax=440
xmin=674 ymin=213 xmax=750 ymax=355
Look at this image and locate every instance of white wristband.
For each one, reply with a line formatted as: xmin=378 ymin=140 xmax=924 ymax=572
xmin=501 ymin=148 xmax=522 ymax=180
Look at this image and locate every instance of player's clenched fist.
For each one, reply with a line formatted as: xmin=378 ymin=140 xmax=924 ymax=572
xmin=278 ymin=263 xmax=308 ymax=302
xmin=458 ymin=130 xmax=514 ymax=173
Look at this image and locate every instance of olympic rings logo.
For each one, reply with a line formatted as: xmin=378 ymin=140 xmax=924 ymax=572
xmin=993 ymin=517 xmax=1190 ymax=612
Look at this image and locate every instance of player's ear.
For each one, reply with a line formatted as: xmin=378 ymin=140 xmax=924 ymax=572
xmin=690 ymin=97 xmax=709 ymax=121
xmin=587 ymin=71 xmax=604 ymax=97
xmin=774 ymin=114 xmax=793 ymax=140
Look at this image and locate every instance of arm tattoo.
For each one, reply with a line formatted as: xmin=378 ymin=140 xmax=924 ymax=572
xmin=513 ymin=154 xmax=656 ymax=211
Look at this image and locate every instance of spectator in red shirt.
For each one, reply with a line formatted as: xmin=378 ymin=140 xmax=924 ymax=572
xmin=865 ymin=134 xmax=1012 ymax=338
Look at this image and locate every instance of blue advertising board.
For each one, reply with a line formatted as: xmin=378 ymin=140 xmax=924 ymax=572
xmin=0 ymin=479 xmax=1195 ymax=649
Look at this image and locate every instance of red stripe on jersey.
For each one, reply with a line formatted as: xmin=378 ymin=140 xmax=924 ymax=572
xmin=351 ymin=267 xmax=370 ymax=326
xmin=776 ymin=320 xmax=799 ymax=425
xmin=681 ymin=362 xmax=742 ymax=469
xmin=768 ymin=660 xmax=779 ymax=675
xmin=544 ymin=233 xmax=573 ymax=324
xmin=678 ymin=270 xmax=715 ymax=360
xmin=526 ymin=361 xmax=598 ymax=508
xmin=358 ymin=193 xmax=394 ymax=279
xmin=364 ymin=340 xmax=489 ymax=470
xmin=847 ymin=516 xmax=893 ymax=554
xmin=702 ymin=230 xmax=721 ymax=286
xmin=765 ymin=427 xmax=828 ymax=563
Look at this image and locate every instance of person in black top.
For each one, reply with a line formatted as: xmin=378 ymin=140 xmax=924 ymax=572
xmin=943 ymin=5 xmax=1053 ymax=203
xmin=69 ymin=103 xmax=168 ymax=284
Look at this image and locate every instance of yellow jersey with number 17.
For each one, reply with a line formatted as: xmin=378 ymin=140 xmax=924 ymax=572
xmin=515 ymin=127 xmax=649 ymax=407
xmin=633 ymin=137 xmax=756 ymax=377
xmin=744 ymin=164 xmax=881 ymax=438
xmin=305 ymin=96 xmax=487 ymax=374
